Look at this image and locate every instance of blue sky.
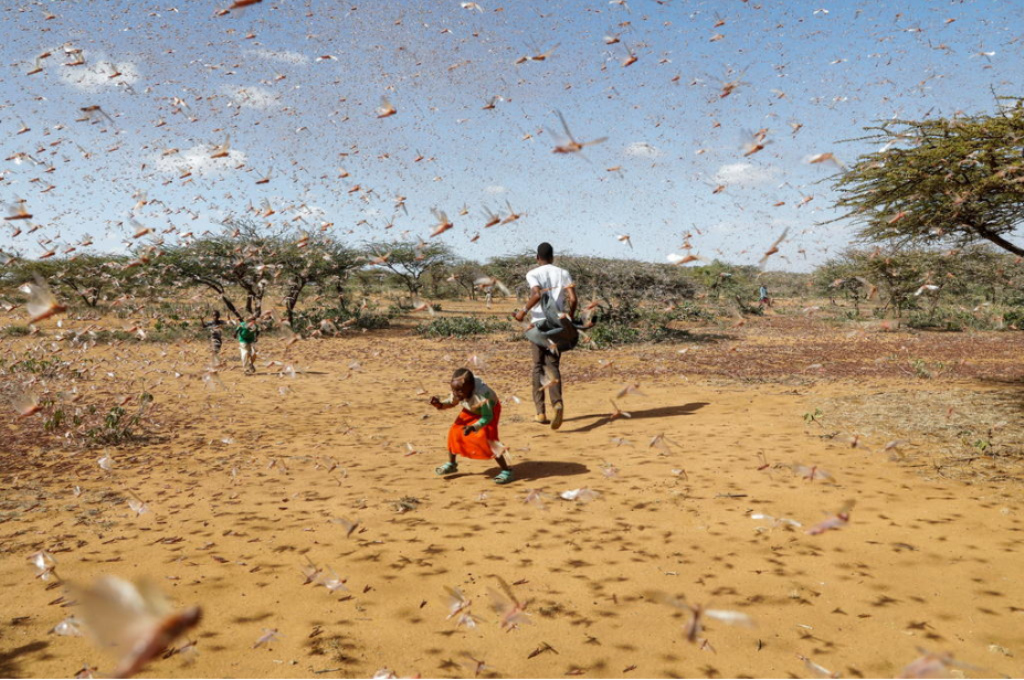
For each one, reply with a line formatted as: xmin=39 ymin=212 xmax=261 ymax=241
xmin=1 ymin=0 xmax=1023 ymax=271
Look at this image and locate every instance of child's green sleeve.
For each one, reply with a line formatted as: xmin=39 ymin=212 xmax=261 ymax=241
xmin=475 ymin=397 xmax=495 ymax=429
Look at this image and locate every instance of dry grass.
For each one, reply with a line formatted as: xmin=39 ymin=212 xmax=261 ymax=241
xmin=816 ymin=387 xmax=1024 ymax=484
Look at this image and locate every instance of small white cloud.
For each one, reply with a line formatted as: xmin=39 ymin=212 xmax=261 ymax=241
xmin=153 ymin=145 xmax=247 ymax=176
xmin=624 ymin=141 xmax=662 ymax=158
xmin=221 ymin=85 xmax=281 ymax=110
xmin=244 ymin=48 xmax=309 ymax=66
xmin=713 ymin=162 xmax=776 ymax=186
xmin=293 ymin=204 xmax=325 ymax=219
xmin=484 ymin=185 xmax=507 ymax=194
xmin=59 ymin=57 xmax=140 ymax=92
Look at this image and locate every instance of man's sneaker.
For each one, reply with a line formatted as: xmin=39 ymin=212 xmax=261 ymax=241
xmin=534 ymin=414 xmax=550 ymax=425
xmin=551 ymin=403 xmax=564 ymax=430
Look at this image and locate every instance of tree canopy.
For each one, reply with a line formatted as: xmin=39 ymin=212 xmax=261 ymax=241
xmin=833 ymin=98 xmax=1024 ymax=257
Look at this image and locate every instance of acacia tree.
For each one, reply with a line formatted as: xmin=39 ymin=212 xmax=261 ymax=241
xmin=364 ymin=241 xmax=454 ymax=300
xmin=155 ymin=217 xmax=287 ymax=319
xmin=832 ymin=98 xmax=1024 ymax=256
xmin=814 ymin=247 xmax=1011 ymax=318
xmin=4 ymin=254 xmax=138 ymax=309
xmin=277 ymin=235 xmax=358 ymax=327
xmin=814 ymin=256 xmax=869 ymax=312
xmin=444 ymin=261 xmax=485 ymax=300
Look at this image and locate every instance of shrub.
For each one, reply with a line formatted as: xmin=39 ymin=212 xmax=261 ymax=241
xmin=588 ymin=323 xmax=641 ymax=345
xmin=291 ymin=305 xmax=394 ymax=334
xmin=2 ymin=325 xmax=31 ymax=337
xmin=1003 ymin=308 xmax=1024 ymax=329
xmin=585 ymin=304 xmax=711 ymax=346
xmin=6 ymin=356 xmax=76 ymax=378
xmin=392 ymin=300 xmax=443 ymax=313
xmin=416 ymin=316 xmax=505 ymax=339
xmin=42 ymin=392 xmax=155 ymax=448
xmin=905 ymin=307 xmax=992 ymax=331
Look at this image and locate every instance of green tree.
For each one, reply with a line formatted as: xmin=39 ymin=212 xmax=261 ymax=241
xmin=363 ymin=241 xmax=454 ymax=301
xmin=832 ymin=98 xmax=1024 ymax=257
xmin=154 ymin=217 xmax=289 ymax=319
xmin=277 ymin=234 xmax=358 ymax=327
xmin=1 ymin=254 xmax=144 ymax=309
xmin=813 ymin=255 xmax=870 ymax=313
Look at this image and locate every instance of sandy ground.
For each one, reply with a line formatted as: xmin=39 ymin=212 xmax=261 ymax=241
xmin=2 ymin=308 xmax=1024 ymax=679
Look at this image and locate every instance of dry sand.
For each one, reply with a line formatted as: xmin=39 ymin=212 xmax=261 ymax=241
xmin=2 ymin=310 xmax=1024 ymax=679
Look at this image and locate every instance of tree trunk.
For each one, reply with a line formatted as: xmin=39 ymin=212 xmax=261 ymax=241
xmin=977 ymin=229 xmax=1024 ymax=258
xmin=221 ymin=295 xmax=243 ymax=321
xmin=405 ymin=278 xmax=420 ymax=301
xmin=285 ymin=278 xmax=306 ymax=328
xmin=335 ymin=281 xmax=347 ymax=312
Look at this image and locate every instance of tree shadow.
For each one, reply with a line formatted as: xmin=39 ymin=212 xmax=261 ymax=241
xmin=561 ymin=402 xmax=709 ymax=434
xmin=0 ymin=641 xmax=49 ymax=678
xmin=660 ymin=329 xmax=729 ymax=343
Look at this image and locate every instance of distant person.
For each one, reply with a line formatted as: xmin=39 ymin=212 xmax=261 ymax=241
xmin=201 ymin=310 xmax=226 ymax=359
xmin=430 ymin=368 xmax=513 ymax=484
xmin=758 ymin=284 xmax=772 ymax=309
xmin=234 ymin=316 xmax=259 ymax=374
xmin=513 ymin=242 xmax=577 ymax=430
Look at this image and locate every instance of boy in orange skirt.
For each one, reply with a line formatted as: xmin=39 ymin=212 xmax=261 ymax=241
xmin=430 ymin=368 xmax=513 ymax=484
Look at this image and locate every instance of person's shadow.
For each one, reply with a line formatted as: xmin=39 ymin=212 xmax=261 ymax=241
xmin=561 ymin=402 xmax=709 ymax=433
xmin=444 ymin=461 xmax=589 ymax=482
xmin=502 ymin=460 xmax=589 ymax=481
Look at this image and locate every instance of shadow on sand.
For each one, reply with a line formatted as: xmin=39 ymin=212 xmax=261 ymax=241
xmin=561 ymin=402 xmax=709 ymax=434
xmin=0 ymin=641 xmax=49 ymax=678
xmin=439 ymin=461 xmax=589 ymax=483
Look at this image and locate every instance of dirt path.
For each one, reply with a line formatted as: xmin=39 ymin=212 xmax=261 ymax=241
xmin=2 ymin=329 xmax=1023 ymax=679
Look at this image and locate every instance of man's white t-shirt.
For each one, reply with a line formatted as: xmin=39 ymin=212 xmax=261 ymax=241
xmin=525 ymin=263 xmax=573 ymax=325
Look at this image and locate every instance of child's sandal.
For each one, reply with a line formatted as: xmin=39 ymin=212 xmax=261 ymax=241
xmin=435 ymin=462 xmax=458 ymax=476
xmin=493 ymin=469 xmax=514 ymax=485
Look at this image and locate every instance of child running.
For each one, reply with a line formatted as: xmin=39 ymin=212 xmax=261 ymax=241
xmin=201 ymin=310 xmax=226 ymax=360
xmin=430 ymin=368 xmax=513 ymax=484
xmin=234 ymin=316 xmax=259 ymax=375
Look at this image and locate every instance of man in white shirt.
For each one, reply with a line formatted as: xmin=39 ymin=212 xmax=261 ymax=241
xmin=513 ymin=242 xmax=577 ymax=430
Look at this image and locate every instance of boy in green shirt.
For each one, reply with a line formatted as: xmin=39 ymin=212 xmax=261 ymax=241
xmin=234 ymin=317 xmax=259 ymax=374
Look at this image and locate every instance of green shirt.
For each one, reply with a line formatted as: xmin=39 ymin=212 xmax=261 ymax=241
xmin=235 ymin=322 xmax=257 ymax=344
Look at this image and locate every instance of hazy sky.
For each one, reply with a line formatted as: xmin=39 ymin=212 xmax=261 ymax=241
xmin=2 ymin=0 xmax=1023 ymax=271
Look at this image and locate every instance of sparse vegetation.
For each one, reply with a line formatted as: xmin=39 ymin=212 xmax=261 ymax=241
xmin=416 ymin=316 xmax=506 ymax=339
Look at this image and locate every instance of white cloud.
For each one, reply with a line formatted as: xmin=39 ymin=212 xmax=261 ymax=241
xmin=293 ymin=204 xmax=326 ymax=219
xmin=221 ymin=85 xmax=281 ymax=109
xmin=153 ymin=145 xmax=247 ymax=176
xmin=624 ymin=141 xmax=662 ymax=158
xmin=59 ymin=57 xmax=140 ymax=92
xmin=713 ymin=162 xmax=776 ymax=186
xmin=484 ymin=185 xmax=507 ymax=194
xmin=244 ymin=48 xmax=309 ymax=66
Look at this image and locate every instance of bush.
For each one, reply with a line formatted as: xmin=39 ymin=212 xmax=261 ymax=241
xmin=2 ymin=325 xmax=31 ymax=337
xmin=585 ymin=304 xmax=711 ymax=346
xmin=1003 ymin=308 xmax=1024 ymax=329
xmin=42 ymin=392 xmax=154 ymax=448
xmin=391 ymin=300 xmax=443 ymax=313
xmin=291 ymin=305 xmax=394 ymax=334
xmin=905 ymin=307 xmax=992 ymax=331
xmin=588 ymin=323 xmax=641 ymax=345
xmin=416 ymin=316 xmax=506 ymax=339
xmin=75 ymin=329 xmax=136 ymax=343
xmin=4 ymin=356 xmax=77 ymax=378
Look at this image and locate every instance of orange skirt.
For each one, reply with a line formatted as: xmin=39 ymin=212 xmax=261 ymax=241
xmin=447 ymin=402 xmax=502 ymax=460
